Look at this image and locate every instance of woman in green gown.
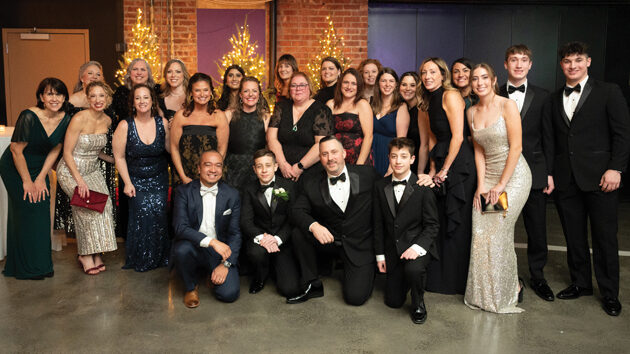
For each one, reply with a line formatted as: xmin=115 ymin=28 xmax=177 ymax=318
xmin=0 ymin=78 xmax=71 ymax=279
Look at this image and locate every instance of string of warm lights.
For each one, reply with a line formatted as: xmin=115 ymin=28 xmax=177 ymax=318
xmin=306 ymin=15 xmax=352 ymax=91
xmin=115 ymin=8 xmax=162 ymax=86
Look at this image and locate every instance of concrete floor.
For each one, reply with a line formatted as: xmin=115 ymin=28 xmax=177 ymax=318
xmin=0 ymin=203 xmax=629 ymax=353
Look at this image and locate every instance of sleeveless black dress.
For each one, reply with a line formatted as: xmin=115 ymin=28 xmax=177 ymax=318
xmin=425 ymin=86 xmax=476 ymax=295
xmin=224 ymin=111 xmax=266 ymax=190
xmin=407 ymin=105 xmax=420 ymax=173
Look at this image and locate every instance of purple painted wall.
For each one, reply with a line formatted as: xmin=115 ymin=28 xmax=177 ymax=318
xmin=197 ymin=9 xmax=266 ymax=88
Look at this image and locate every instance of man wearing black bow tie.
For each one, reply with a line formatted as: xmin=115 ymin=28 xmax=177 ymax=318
xmin=240 ymin=149 xmax=300 ymax=298
xmin=499 ymin=44 xmax=555 ymax=301
xmin=289 ymin=136 xmax=378 ymax=305
xmin=373 ymin=138 xmax=439 ymax=324
xmin=172 ymin=150 xmax=242 ymax=308
xmin=543 ymin=42 xmax=630 ymax=316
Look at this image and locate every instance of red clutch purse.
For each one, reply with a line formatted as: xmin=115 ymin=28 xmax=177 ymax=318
xmin=69 ymin=186 xmax=109 ymax=214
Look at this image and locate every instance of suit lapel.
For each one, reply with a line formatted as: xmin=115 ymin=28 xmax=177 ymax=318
xmin=214 ymin=182 xmax=226 ymax=234
xmin=256 ymin=188 xmax=271 ymax=215
xmin=346 ymin=167 xmax=360 ymax=213
xmin=520 ymin=87 xmax=535 ymax=119
xmin=192 ymin=180 xmax=204 ymax=227
xmin=384 ymin=178 xmax=396 ymax=218
xmin=572 ymin=79 xmax=592 ymax=119
xmin=556 ymin=91 xmax=571 ymax=127
xmin=270 ymin=180 xmax=279 ymax=215
xmin=319 ymin=173 xmax=343 ymax=215
xmin=397 ymin=174 xmax=417 ymax=212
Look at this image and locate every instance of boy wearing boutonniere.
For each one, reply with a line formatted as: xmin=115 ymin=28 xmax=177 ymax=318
xmin=240 ymin=149 xmax=301 ymax=298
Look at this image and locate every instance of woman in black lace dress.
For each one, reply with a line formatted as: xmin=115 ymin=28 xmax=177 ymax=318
xmin=267 ymin=72 xmax=333 ymax=181
xmin=170 ymin=73 xmax=228 ymax=185
xmin=224 ymin=77 xmax=270 ymax=190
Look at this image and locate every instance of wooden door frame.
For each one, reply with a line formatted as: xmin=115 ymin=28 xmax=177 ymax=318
xmin=2 ymin=28 xmax=90 ymax=125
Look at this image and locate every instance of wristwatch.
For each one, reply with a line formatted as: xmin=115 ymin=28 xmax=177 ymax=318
xmin=222 ymin=260 xmax=232 ymax=268
xmin=297 ymin=162 xmax=305 ymax=170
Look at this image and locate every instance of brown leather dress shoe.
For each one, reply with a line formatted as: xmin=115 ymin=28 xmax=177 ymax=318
xmin=184 ymin=286 xmax=199 ymax=308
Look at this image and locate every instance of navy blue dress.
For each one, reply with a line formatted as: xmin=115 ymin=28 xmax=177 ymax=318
xmin=372 ymin=110 xmax=398 ymax=176
xmin=123 ymin=116 xmax=170 ymax=272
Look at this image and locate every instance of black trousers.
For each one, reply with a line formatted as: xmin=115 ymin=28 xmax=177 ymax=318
xmin=384 ymin=254 xmax=432 ymax=309
xmin=246 ymin=240 xmax=301 ymax=297
xmin=522 ymin=188 xmax=549 ymax=281
xmin=172 ymin=240 xmax=240 ymax=302
xmin=292 ymin=228 xmax=374 ymax=306
xmin=554 ymin=179 xmax=619 ymax=298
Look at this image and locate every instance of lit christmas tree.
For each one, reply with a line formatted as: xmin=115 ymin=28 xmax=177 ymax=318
xmin=306 ymin=15 xmax=352 ymax=91
xmin=115 ymin=8 xmax=161 ymax=86
xmin=215 ymin=17 xmax=266 ymax=97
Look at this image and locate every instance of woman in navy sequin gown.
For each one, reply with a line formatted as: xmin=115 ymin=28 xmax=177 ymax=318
xmin=113 ymin=83 xmax=170 ymax=272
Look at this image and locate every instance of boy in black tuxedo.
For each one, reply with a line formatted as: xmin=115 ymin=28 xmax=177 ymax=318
xmin=240 ymin=149 xmax=300 ymax=298
xmin=373 ymin=138 xmax=439 ymax=324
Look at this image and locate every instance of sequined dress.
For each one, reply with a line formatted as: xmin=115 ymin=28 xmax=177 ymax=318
xmin=123 ymin=116 xmax=170 ymax=271
xmin=57 ymin=134 xmax=117 ymax=255
xmin=464 ymin=114 xmax=531 ymax=313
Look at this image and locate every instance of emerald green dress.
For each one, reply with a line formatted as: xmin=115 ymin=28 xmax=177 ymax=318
xmin=0 ymin=109 xmax=70 ymax=279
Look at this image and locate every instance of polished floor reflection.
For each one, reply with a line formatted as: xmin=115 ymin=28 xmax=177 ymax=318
xmin=0 ymin=203 xmax=628 ymax=353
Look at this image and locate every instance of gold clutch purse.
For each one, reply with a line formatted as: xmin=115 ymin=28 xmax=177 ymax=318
xmin=480 ymin=192 xmax=508 ymax=217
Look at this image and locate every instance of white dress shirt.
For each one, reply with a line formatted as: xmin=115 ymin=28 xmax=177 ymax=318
xmin=376 ymin=172 xmax=427 ymax=262
xmin=199 ymin=184 xmax=218 ymax=248
xmin=563 ymin=75 xmax=589 ymax=121
xmin=507 ymin=80 xmax=527 ymax=112
xmin=328 ymin=166 xmax=350 ymax=212
xmin=253 ymin=176 xmax=283 ymax=246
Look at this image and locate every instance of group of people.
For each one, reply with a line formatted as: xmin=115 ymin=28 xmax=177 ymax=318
xmin=0 ymin=40 xmax=628 ymax=323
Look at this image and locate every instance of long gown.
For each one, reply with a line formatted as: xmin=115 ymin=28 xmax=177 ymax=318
xmin=173 ymin=124 xmax=217 ymax=185
xmin=334 ymin=112 xmax=372 ymax=165
xmin=372 ymin=110 xmax=398 ymax=176
xmin=425 ymin=86 xmax=476 ymax=295
xmin=56 ymin=134 xmax=117 ymax=255
xmin=224 ymin=111 xmax=266 ymax=190
xmin=0 ymin=109 xmax=70 ymax=278
xmin=123 ymin=116 xmax=170 ymax=272
xmin=465 ymin=112 xmax=531 ymax=313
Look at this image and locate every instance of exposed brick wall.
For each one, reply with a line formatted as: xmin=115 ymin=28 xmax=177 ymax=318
xmin=123 ymin=0 xmax=197 ymax=78
xmin=276 ymin=0 xmax=369 ymax=71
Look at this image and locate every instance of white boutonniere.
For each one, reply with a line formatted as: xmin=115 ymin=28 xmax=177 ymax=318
xmin=272 ymin=187 xmax=289 ymax=201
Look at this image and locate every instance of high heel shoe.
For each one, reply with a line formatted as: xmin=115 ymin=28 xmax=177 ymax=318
xmin=518 ymin=277 xmax=525 ymax=303
xmin=77 ymin=255 xmax=100 ymax=275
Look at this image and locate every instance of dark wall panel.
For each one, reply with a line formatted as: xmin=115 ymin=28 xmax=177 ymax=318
xmin=464 ymin=6 xmax=513 ymax=85
xmin=510 ymin=7 xmax=560 ymax=91
xmin=416 ymin=6 xmax=465 ymax=73
xmin=367 ymin=8 xmax=418 ymax=75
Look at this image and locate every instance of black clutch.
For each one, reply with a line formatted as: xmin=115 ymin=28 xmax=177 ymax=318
xmin=480 ymin=192 xmax=508 ymax=217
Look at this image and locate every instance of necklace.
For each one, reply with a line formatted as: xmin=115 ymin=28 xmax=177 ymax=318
xmin=292 ymin=104 xmax=308 ymax=132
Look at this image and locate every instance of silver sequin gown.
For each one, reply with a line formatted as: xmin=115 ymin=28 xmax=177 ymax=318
xmin=465 ymin=115 xmax=531 ymax=313
xmin=57 ymin=134 xmax=117 ymax=255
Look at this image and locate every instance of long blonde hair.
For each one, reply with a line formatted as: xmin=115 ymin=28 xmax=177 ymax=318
xmin=417 ymin=57 xmax=456 ymax=111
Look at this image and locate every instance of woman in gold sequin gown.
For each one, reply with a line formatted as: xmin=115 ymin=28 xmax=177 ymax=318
xmin=57 ymin=82 xmax=117 ymax=275
xmin=464 ymin=64 xmax=531 ymax=313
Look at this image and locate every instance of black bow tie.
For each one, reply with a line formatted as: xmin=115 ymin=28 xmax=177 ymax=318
xmin=564 ymin=83 xmax=581 ymax=97
xmin=508 ymin=84 xmax=525 ymax=94
xmin=392 ymin=180 xmax=407 ymax=187
xmin=329 ymin=172 xmax=346 ymax=185
xmin=260 ymin=181 xmax=275 ymax=191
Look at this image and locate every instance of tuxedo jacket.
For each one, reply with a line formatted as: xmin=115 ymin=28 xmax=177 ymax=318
xmin=173 ymin=179 xmax=242 ymax=264
xmin=373 ymin=174 xmax=440 ymax=261
xmin=292 ymin=165 xmax=378 ymax=266
xmin=542 ymin=78 xmax=630 ymax=191
xmin=240 ymin=176 xmax=297 ymax=244
xmin=500 ymin=83 xmax=551 ymax=189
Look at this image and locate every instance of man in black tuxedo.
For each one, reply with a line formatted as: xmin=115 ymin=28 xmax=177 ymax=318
xmin=499 ymin=44 xmax=555 ymax=301
xmin=289 ymin=136 xmax=378 ymax=305
xmin=240 ymin=149 xmax=300 ymax=298
xmin=172 ymin=150 xmax=241 ymax=308
xmin=543 ymin=41 xmax=630 ymax=316
xmin=374 ymin=138 xmax=439 ymax=324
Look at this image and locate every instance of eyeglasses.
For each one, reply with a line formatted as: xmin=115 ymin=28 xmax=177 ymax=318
xmin=290 ymin=83 xmax=309 ymax=90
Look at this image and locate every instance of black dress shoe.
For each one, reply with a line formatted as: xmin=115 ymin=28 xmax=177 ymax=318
xmin=286 ymin=282 xmax=324 ymax=304
xmin=556 ymin=284 xmax=593 ymax=300
xmin=249 ymin=280 xmax=265 ymax=294
xmin=411 ymin=303 xmax=427 ymax=324
xmin=530 ymin=279 xmax=554 ymax=301
xmin=602 ymin=297 xmax=622 ymax=316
